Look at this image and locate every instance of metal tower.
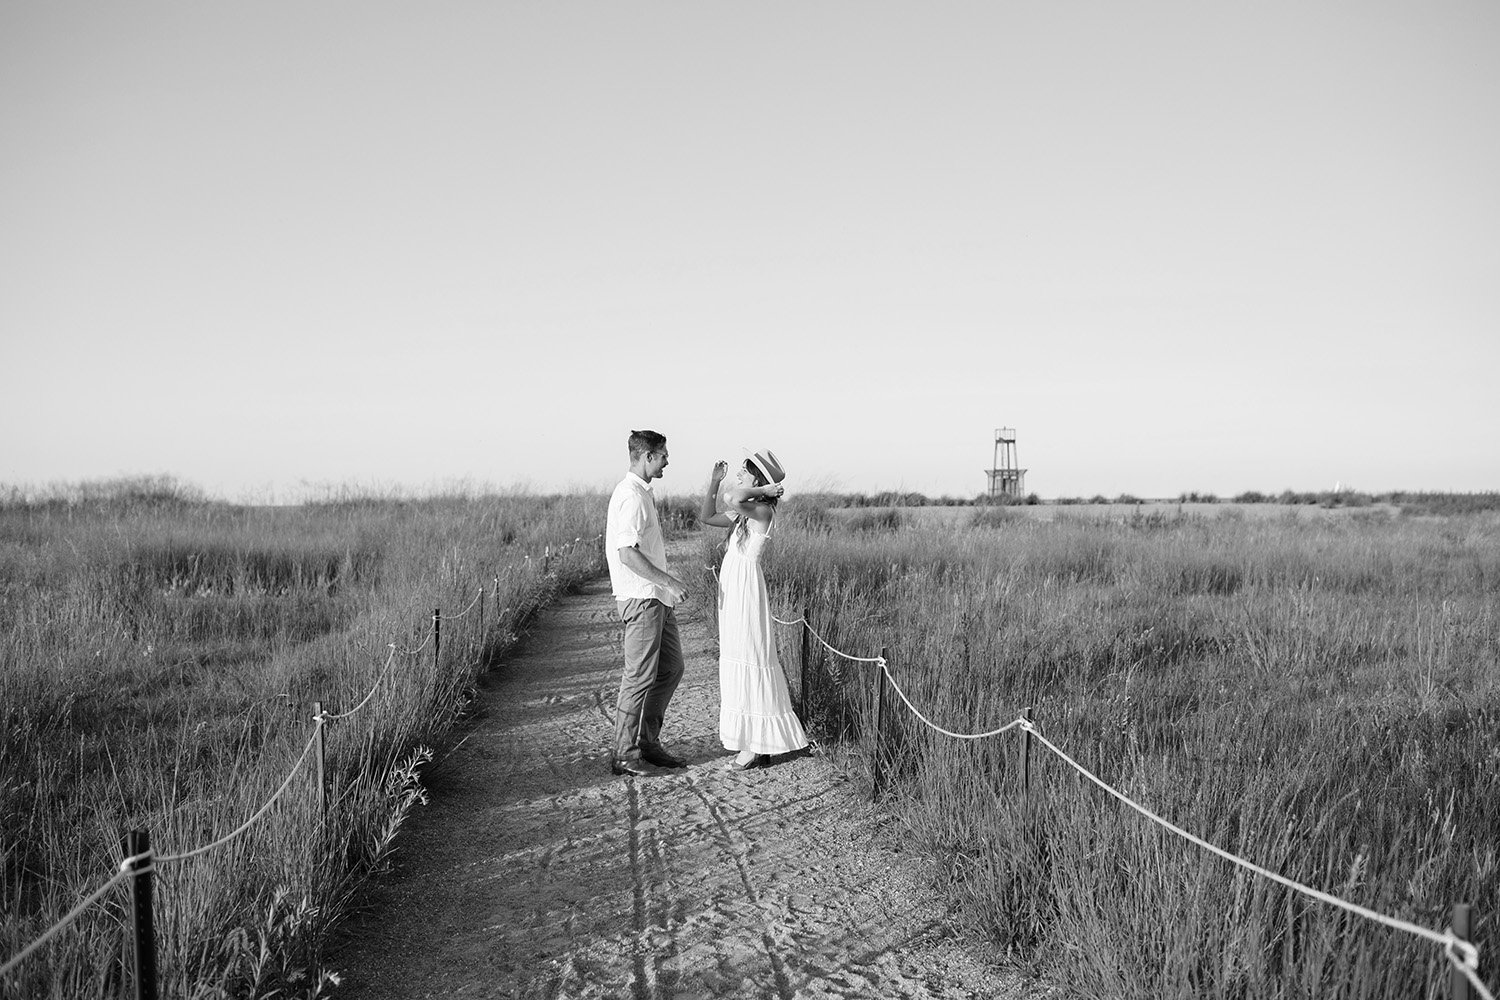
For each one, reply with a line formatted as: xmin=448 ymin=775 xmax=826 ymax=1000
xmin=985 ymin=427 xmax=1026 ymax=500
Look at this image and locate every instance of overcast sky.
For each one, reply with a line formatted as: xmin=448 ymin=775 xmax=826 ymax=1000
xmin=3 ymin=2 xmax=1497 ymax=502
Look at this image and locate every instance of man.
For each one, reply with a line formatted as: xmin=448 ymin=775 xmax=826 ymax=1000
xmin=605 ymin=429 xmax=691 ymax=777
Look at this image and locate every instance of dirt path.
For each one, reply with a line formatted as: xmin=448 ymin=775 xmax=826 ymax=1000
xmin=330 ymin=541 xmax=1041 ymax=999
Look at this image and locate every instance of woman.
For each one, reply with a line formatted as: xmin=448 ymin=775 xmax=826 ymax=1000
xmin=699 ymin=448 xmax=809 ymax=770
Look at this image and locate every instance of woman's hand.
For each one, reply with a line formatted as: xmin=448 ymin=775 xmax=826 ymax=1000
xmin=761 ymin=482 xmax=785 ymax=499
xmin=699 ymin=462 xmax=735 ymax=526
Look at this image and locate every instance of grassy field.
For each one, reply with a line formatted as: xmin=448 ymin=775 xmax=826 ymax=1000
xmin=711 ymin=500 xmax=1500 ymax=999
xmin=0 ymin=482 xmax=606 ymax=998
xmin=9 ymin=484 xmax=1497 ymax=998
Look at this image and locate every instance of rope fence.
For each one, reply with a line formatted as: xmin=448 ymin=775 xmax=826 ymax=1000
xmin=321 ymin=646 xmax=400 ymax=722
xmin=152 ymin=722 xmax=325 ymax=868
xmin=11 ymin=533 xmax=1483 ymax=997
xmin=438 ymin=586 xmax=485 ymax=621
xmin=0 ymin=533 xmax=602 ymax=993
xmin=773 ymin=609 xmax=1492 ymax=1000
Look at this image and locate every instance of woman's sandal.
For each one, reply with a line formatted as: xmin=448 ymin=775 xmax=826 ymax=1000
xmin=724 ymin=752 xmax=767 ymax=771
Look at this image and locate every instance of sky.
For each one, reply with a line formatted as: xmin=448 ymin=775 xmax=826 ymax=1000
xmin=3 ymin=2 xmax=1497 ymax=503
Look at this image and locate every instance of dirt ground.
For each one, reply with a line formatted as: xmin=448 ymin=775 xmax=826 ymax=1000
xmin=329 ymin=539 xmax=1047 ymax=999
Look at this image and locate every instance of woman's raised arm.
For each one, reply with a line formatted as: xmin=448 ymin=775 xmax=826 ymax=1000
xmin=699 ymin=460 xmax=735 ymax=527
xmin=720 ymin=481 xmax=783 ymax=523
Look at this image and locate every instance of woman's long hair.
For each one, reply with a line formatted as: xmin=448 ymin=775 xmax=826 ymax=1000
xmin=730 ymin=459 xmax=779 ymax=545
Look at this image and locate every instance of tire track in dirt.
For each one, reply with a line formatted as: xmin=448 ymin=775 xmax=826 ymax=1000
xmin=329 ymin=539 xmax=1047 ymax=999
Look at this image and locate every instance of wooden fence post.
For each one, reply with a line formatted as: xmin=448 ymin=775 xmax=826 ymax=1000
xmin=1021 ymin=706 xmax=1034 ymax=797
xmin=123 ymin=829 xmax=156 ymax=1000
xmin=871 ymin=645 xmax=889 ymax=803
xmin=798 ymin=607 xmax=811 ymax=717
xmin=312 ymin=702 xmax=327 ymax=819
xmin=1452 ymin=902 xmax=1472 ymax=1000
xmin=433 ymin=608 xmax=441 ymax=673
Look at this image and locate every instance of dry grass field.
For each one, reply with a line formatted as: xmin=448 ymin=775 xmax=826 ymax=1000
xmin=726 ymin=498 xmax=1500 ymax=999
xmin=5 ymin=483 xmax=1498 ymax=998
xmin=0 ymin=482 xmax=605 ymax=998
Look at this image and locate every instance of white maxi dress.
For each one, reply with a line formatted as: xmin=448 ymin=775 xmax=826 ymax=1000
xmin=718 ymin=514 xmax=809 ymax=755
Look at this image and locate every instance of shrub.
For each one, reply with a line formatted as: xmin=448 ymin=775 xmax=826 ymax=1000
xmin=656 ymin=495 xmax=700 ymax=534
xmin=1385 ymin=492 xmax=1500 ymax=515
xmin=846 ymin=508 xmax=905 ymax=532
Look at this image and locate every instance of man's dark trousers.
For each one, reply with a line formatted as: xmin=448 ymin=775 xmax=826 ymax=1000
xmin=614 ymin=598 xmax=685 ymax=760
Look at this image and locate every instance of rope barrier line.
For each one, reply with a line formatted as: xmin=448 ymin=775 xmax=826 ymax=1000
xmin=0 ymin=864 xmax=133 ymax=977
xmin=3 ymin=708 xmax=332 ymax=975
xmin=772 ymin=614 xmax=883 ymax=664
xmin=153 ymin=721 xmax=323 ymax=866
xmin=1018 ymin=720 xmax=1482 ymax=976
xmin=321 ymin=645 xmax=400 ymax=721
xmin=774 ymin=612 xmax=1490 ymax=995
xmin=436 ymin=587 xmax=484 ymax=621
xmin=1 ymin=723 xmax=325 ymax=975
xmin=876 ymin=658 xmax=1028 ymax=741
xmin=393 ymin=627 xmax=435 ymax=656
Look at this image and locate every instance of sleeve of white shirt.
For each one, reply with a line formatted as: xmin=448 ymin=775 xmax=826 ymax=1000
xmin=614 ymin=490 xmax=648 ymax=549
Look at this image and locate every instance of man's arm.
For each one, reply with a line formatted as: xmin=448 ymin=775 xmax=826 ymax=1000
xmin=619 ymin=544 xmax=689 ymax=603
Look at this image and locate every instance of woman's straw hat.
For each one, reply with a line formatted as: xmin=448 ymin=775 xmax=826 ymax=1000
xmin=745 ymin=448 xmax=786 ymax=485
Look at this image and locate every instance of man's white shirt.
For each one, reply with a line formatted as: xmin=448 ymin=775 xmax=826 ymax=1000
xmin=605 ymin=472 xmax=674 ymax=605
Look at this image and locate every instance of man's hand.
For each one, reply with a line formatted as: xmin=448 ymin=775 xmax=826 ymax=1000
xmin=619 ymin=545 xmax=688 ymax=603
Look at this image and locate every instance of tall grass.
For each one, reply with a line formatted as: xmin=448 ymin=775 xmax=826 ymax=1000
xmin=751 ymin=503 xmax=1500 ymax=998
xmin=0 ymin=485 xmax=606 ymax=998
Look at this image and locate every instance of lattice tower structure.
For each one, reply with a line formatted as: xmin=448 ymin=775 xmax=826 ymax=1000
xmin=985 ymin=427 xmax=1027 ymax=500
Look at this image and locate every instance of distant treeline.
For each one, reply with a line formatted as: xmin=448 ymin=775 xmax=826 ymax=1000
xmin=6 ymin=476 xmax=1498 ymax=518
xmin=800 ymin=488 xmax=1500 ymax=516
xmin=0 ymin=474 xmax=209 ymax=510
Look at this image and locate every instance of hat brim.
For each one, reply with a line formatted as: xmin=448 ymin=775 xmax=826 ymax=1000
xmin=745 ymin=448 xmax=786 ymax=485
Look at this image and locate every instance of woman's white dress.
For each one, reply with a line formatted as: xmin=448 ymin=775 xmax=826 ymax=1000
xmin=718 ymin=514 xmax=808 ymax=755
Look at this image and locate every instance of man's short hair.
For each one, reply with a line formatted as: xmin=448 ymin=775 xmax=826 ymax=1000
xmin=628 ymin=429 xmax=667 ymax=461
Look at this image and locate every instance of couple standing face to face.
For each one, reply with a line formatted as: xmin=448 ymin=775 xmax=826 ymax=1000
xmin=605 ymin=430 xmax=802 ymax=778
xmin=632 ymin=433 xmax=778 ymax=494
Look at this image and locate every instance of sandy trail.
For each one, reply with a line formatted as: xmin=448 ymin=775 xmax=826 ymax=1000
xmin=331 ymin=540 xmax=1039 ymax=999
